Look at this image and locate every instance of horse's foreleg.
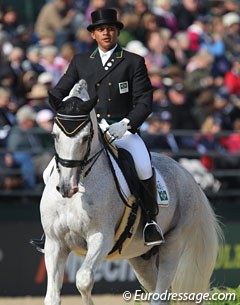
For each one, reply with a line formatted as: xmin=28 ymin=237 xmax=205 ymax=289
xmin=76 ymin=231 xmax=113 ymax=305
xmin=44 ymin=237 xmax=68 ymax=305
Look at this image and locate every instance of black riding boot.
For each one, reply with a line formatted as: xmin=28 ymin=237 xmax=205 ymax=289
xmin=142 ymin=171 xmax=165 ymax=246
xmin=29 ymin=234 xmax=45 ymax=253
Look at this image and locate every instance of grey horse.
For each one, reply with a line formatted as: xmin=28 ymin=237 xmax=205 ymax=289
xmin=40 ymin=80 xmax=222 ymax=305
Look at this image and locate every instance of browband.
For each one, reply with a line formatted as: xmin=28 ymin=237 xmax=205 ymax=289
xmin=55 ymin=114 xmax=90 ymax=137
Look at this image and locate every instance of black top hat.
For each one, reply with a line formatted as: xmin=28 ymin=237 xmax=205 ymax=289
xmin=87 ymin=8 xmax=124 ymax=32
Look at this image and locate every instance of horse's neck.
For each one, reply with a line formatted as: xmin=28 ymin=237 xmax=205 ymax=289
xmin=85 ymin=111 xmax=124 ymax=205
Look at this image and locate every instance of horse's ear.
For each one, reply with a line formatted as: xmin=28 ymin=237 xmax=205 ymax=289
xmin=48 ymin=90 xmax=62 ymax=112
xmin=70 ymin=96 xmax=98 ymax=115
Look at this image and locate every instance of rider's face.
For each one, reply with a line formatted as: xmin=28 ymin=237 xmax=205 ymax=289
xmin=91 ymin=25 xmax=119 ymax=52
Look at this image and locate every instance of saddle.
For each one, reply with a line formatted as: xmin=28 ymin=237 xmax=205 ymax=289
xmin=100 ymin=130 xmax=153 ymax=256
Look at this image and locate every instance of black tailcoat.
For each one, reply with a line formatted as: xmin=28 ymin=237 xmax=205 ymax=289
xmin=50 ymin=45 xmax=153 ymax=132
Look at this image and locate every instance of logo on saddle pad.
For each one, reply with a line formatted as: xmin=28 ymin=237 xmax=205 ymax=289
xmin=156 ymin=170 xmax=169 ymax=207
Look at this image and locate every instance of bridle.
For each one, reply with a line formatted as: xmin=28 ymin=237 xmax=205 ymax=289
xmin=54 ymin=114 xmax=104 ymax=176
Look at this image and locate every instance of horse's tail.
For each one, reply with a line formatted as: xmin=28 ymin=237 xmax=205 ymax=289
xmin=172 ymin=191 xmax=223 ymax=305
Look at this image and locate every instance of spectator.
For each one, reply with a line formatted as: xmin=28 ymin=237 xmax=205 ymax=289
xmin=0 ymin=62 xmax=22 ymax=109
xmin=210 ymin=0 xmax=226 ymax=17
xmin=74 ymin=27 xmax=95 ymax=53
xmin=14 ymin=24 xmax=36 ymax=51
xmin=21 ymin=70 xmax=38 ymax=96
xmin=40 ymin=45 xmax=62 ymax=85
xmin=6 ymin=105 xmax=53 ymax=188
xmin=54 ymin=42 xmax=76 ymax=74
xmin=222 ymin=12 xmax=240 ymax=59
xmin=6 ymin=105 xmax=38 ymax=188
xmin=196 ymin=115 xmax=225 ymax=170
xmin=172 ymin=0 xmax=199 ymax=31
xmin=0 ymin=30 xmax=13 ymax=61
xmin=125 ymin=40 xmax=149 ymax=57
xmin=224 ymin=0 xmax=240 ymax=14
xmin=167 ymin=82 xmax=197 ymax=130
xmin=201 ymin=16 xmax=225 ymax=58
xmin=7 ymin=47 xmax=25 ymax=78
xmin=166 ymin=81 xmax=197 ymax=148
xmin=192 ymin=89 xmax=215 ymax=128
xmin=185 ymin=49 xmax=214 ymax=99
xmin=138 ymin=13 xmax=159 ymax=44
xmin=221 ymin=118 xmax=240 ymax=154
xmin=145 ymin=29 xmax=171 ymax=71
xmin=35 ymin=109 xmax=54 ymax=165
xmin=1 ymin=6 xmax=19 ymax=40
xmin=22 ymin=46 xmax=46 ymax=75
xmin=118 ymin=12 xmax=140 ymax=47
xmin=133 ymin=0 xmax=149 ymax=19
xmin=38 ymin=72 xmax=54 ymax=92
xmin=26 ymin=83 xmax=49 ymax=112
xmin=142 ymin=111 xmax=179 ymax=153
xmin=212 ymin=86 xmax=240 ymax=130
xmin=224 ymin=55 xmax=240 ymax=95
xmin=187 ymin=15 xmax=212 ymax=56
xmin=0 ymin=87 xmax=16 ymax=147
xmin=35 ymin=0 xmax=76 ymax=48
xmin=108 ymin=0 xmax=133 ymax=14
xmin=151 ymin=0 xmax=178 ymax=35
xmin=168 ymin=31 xmax=191 ymax=67
xmin=36 ymin=109 xmax=54 ymax=133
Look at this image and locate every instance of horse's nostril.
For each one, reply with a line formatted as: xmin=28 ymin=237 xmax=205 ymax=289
xmin=56 ymin=186 xmax=60 ymax=192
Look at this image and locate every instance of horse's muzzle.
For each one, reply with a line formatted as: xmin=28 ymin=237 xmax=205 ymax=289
xmin=56 ymin=185 xmax=79 ymax=198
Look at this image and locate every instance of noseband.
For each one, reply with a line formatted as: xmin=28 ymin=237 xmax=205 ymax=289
xmin=54 ymin=114 xmax=95 ymax=174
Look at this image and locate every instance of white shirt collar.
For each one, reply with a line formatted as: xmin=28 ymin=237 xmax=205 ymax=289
xmin=99 ymin=44 xmax=118 ymax=66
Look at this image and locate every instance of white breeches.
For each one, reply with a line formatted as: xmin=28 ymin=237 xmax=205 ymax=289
xmin=113 ymin=131 xmax=152 ymax=180
xmin=99 ymin=119 xmax=152 ymax=180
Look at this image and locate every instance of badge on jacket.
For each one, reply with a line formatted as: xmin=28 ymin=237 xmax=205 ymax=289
xmin=119 ymin=81 xmax=129 ymax=94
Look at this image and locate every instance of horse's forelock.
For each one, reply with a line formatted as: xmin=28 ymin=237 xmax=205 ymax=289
xmin=60 ymin=98 xmax=86 ymax=115
xmin=58 ymin=96 xmax=98 ymax=116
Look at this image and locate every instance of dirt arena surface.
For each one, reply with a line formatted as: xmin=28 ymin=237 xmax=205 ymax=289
xmin=0 ymin=295 xmax=132 ymax=305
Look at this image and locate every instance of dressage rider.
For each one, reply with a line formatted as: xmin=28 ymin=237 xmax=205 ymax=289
xmin=30 ymin=8 xmax=163 ymax=252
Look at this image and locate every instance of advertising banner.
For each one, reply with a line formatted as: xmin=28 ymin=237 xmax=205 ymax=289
xmin=0 ymin=217 xmax=239 ymax=295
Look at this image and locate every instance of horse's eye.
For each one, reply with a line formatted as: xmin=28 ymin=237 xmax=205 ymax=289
xmin=51 ymin=133 xmax=57 ymax=140
xmin=82 ymin=135 xmax=88 ymax=143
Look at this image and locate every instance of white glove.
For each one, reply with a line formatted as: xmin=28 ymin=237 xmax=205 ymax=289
xmin=108 ymin=118 xmax=130 ymax=139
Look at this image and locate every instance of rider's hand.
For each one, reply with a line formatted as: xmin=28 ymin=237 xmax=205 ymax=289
xmin=108 ymin=118 xmax=130 ymax=139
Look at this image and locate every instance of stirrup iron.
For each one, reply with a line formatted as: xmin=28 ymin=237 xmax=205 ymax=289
xmin=143 ymin=220 xmax=165 ymax=246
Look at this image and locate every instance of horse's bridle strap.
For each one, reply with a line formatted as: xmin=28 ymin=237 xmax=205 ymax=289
xmin=55 ymin=153 xmax=86 ymax=168
xmin=55 ymin=147 xmax=105 ymax=175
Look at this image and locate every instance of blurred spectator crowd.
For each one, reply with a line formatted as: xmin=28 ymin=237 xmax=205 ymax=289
xmin=0 ymin=0 xmax=240 ymax=192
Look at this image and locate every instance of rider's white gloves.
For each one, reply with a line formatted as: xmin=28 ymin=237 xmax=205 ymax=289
xmin=108 ymin=118 xmax=130 ymax=139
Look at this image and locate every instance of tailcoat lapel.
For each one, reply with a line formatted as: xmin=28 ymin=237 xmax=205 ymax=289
xmin=89 ymin=45 xmax=124 ymax=84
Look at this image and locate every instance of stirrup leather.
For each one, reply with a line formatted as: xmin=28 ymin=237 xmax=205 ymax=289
xmin=143 ymin=220 xmax=165 ymax=246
